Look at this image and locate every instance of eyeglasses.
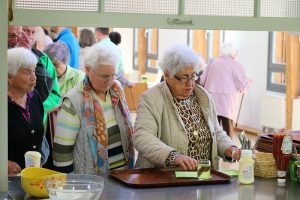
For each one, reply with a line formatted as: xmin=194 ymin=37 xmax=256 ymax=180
xmin=93 ymin=71 xmax=119 ymax=81
xmin=173 ymin=72 xmax=199 ymax=83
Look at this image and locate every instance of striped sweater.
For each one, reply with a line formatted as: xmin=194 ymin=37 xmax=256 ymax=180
xmin=53 ymin=92 xmax=126 ymax=172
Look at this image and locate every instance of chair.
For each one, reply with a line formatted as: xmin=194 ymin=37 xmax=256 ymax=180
xmin=124 ymin=83 xmax=148 ymax=111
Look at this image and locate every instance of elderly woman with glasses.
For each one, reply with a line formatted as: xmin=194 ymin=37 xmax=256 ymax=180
xmin=133 ymin=44 xmax=240 ymax=171
xmin=52 ymin=43 xmax=134 ymax=175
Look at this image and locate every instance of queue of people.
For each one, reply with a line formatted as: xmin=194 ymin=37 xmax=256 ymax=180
xmin=7 ymin=26 xmax=246 ymax=177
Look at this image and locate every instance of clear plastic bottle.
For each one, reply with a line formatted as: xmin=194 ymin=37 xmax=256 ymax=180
xmin=238 ymin=150 xmax=254 ymax=184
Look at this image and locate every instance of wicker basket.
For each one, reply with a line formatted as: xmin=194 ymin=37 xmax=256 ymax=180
xmin=254 ymin=151 xmax=277 ymax=178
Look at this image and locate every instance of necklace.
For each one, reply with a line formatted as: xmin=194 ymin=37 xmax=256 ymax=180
xmin=174 ymin=94 xmax=202 ymax=140
xmin=185 ymin=96 xmax=202 ymax=137
xmin=189 ymin=109 xmax=201 ymax=136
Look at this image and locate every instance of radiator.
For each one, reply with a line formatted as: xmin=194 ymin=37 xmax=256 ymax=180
xmin=292 ymin=98 xmax=300 ymax=130
xmin=260 ymin=93 xmax=286 ymax=130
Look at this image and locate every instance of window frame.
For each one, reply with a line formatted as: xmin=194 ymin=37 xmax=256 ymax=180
xmin=267 ymin=32 xmax=287 ymax=93
xmin=133 ymin=28 xmax=159 ymax=73
xmin=187 ymin=30 xmax=221 ymax=63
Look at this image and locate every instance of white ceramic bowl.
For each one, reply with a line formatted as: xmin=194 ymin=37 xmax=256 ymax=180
xmin=46 ymin=174 xmax=104 ymax=200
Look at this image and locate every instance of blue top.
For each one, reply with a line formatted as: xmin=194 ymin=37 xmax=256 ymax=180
xmin=54 ymin=28 xmax=80 ymax=69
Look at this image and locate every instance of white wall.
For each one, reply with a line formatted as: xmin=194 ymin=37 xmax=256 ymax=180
xmin=224 ymin=31 xmax=269 ymax=130
xmin=158 ymin=29 xmax=188 ymax=59
xmin=112 ymin=28 xmax=134 ymax=74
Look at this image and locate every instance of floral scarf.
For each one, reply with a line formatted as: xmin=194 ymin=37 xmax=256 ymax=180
xmin=81 ymin=76 xmax=134 ymax=175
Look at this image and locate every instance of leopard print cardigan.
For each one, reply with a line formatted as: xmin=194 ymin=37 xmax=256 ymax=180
xmin=165 ymin=92 xmax=212 ymax=167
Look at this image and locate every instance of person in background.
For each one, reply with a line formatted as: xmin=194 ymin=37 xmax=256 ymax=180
xmin=52 ymin=43 xmax=134 ymax=175
xmin=133 ymin=44 xmax=240 ymax=171
xmin=41 ymin=27 xmax=54 ymax=47
xmin=78 ymin=28 xmax=96 ymax=71
xmin=21 ymin=25 xmax=61 ymax=122
xmin=199 ymin=42 xmax=251 ymax=138
xmin=108 ymin=31 xmax=121 ymax=45
xmin=22 ymin=25 xmax=36 ymax=47
xmin=51 ymin=26 xmax=80 ymax=69
xmin=8 ymin=25 xmax=30 ymax=49
xmin=42 ymin=26 xmax=55 ymax=44
xmin=44 ymin=42 xmax=85 ymax=97
xmin=8 ymin=48 xmax=46 ymax=175
xmin=32 ymin=26 xmax=52 ymax=51
xmin=109 ymin=31 xmax=134 ymax=87
xmin=94 ymin=27 xmax=109 ymax=43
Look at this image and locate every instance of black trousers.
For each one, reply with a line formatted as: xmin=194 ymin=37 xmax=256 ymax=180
xmin=217 ymin=116 xmax=234 ymax=138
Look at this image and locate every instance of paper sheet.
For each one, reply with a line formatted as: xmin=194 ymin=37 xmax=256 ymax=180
xmin=175 ymin=171 xmax=197 ymax=178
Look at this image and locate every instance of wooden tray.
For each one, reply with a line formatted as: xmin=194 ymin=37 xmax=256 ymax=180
xmin=109 ymin=168 xmax=231 ymax=188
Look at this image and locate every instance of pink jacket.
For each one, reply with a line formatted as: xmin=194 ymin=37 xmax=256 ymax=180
xmin=200 ymin=56 xmax=249 ymax=120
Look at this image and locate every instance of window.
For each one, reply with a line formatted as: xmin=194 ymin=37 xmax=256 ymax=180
xmin=133 ymin=28 xmax=159 ymax=73
xmin=267 ymin=32 xmax=287 ymax=93
xmin=133 ymin=29 xmax=138 ymax=70
xmin=187 ymin=30 xmax=221 ymax=64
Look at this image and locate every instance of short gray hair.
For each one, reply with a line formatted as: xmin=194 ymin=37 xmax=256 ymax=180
xmin=8 ymin=47 xmax=37 ymax=75
xmin=159 ymin=44 xmax=200 ymax=76
xmin=220 ymin=42 xmax=237 ymax=57
xmin=44 ymin=42 xmax=70 ymax=64
xmin=84 ymin=42 xmax=119 ymax=70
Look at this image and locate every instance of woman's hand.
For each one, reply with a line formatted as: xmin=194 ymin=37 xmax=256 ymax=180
xmin=174 ymin=155 xmax=198 ymax=171
xmin=225 ymin=146 xmax=241 ymax=161
xmin=17 ymin=31 xmax=31 ymax=49
xmin=8 ymin=160 xmax=21 ymax=176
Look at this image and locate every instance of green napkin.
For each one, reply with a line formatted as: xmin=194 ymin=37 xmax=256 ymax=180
xmin=175 ymin=171 xmax=197 ymax=178
xmin=218 ymin=169 xmax=239 ymax=177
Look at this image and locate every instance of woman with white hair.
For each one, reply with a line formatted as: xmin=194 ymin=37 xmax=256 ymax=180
xmin=8 ymin=47 xmax=46 ymax=175
xmin=52 ymin=43 xmax=134 ymax=175
xmin=199 ymin=42 xmax=251 ymax=138
xmin=133 ymin=44 xmax=240 ymax=171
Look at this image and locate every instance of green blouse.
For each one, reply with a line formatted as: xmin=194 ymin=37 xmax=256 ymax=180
xmin=58 ymin=65 xmax=85 ymax=97
xmin=39 ymin=52 xmax=61 ymax=123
